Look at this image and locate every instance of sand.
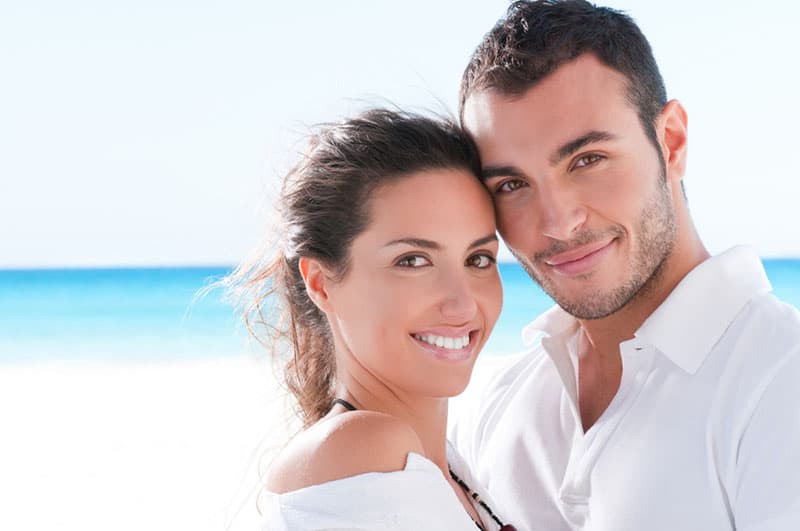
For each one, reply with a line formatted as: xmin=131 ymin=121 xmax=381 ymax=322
xmin=0 ymin=354 xmax=509 ymax=530
xmin=0 ymin=356 xmax=294 ymax=530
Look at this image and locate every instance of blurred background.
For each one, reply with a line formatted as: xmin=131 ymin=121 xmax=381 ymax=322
xmin=1 ymin=1 xmax=799 ymax=530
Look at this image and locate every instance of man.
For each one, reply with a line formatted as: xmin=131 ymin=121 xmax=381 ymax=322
xmin=451 ymin=1 xmax=800 ymax=530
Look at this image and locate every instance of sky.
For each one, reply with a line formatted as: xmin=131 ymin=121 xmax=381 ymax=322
xmin=2 ymin=0 xmax=799 ymax=268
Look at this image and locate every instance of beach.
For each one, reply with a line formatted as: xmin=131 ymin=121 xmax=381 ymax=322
xmin=2 ymin=260 xmax=797 ymax=530
xmin=0 ymin=265 xmax=534 ymax=530
xmin=0 ymin=356 xmax=289 ymax=530
xmin=0 ymin=354 xmax=511 ymax=531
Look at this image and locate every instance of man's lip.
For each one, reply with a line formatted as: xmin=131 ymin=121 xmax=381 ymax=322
xmin=544 ymin=238 xmax=615 ymax=266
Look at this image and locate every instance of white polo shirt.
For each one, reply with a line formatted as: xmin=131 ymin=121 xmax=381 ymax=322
xmin=451 ymin=247 xmax=800 ymax=530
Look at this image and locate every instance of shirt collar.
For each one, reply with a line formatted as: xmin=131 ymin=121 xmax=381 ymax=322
xmin=521 ymin=246 xmax=772 ymax=374
xmin=522 ymin=304 xmax=581 ymax=412
xmin=635 ymin=245 xmax=771 ymax=373
xmin=522 ymin=304 xmax=578 ymax=345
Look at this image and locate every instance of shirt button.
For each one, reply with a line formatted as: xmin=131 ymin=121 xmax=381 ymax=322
xmin=560 ymin=488 xmax=589 ymax=505
xmin=560 ymin=497 xmax=589 ymax=527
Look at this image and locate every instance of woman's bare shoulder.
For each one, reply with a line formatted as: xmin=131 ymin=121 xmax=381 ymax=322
xmin=266 ymin=411 xmax=425 ymax=494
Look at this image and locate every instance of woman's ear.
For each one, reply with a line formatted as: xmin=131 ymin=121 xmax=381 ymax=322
xmin=298 ymin=257 xmax=334 ymax=313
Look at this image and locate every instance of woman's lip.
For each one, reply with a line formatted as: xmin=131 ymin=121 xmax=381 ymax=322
xmin=410 ymin=326 xmax=475 ymax=337
xmin=410 ymin=330 xmax=479 ymax=362
xmin=546 ymin=239 xmax=615 ymax=276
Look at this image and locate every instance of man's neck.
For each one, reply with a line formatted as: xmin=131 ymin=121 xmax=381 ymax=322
xmin=580 ymin=237 xmax=710 ymax=358
xmin=575 ymin=235 xmax=709 ymax=431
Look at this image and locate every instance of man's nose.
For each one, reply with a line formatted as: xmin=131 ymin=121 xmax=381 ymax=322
xmin=537 ymin=182 xmax=588 ymax=241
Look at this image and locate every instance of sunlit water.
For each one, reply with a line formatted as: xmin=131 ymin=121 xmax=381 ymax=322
xmin=1 ymin=260 xmax=799 ymax=362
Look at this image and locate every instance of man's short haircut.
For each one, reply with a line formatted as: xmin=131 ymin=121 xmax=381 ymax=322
xmin=459 ymin=0 xmax=667 ymax=150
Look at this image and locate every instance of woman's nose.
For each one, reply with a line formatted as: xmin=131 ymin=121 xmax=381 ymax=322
xmin=438 ymin=273 xmax=478 ymax=323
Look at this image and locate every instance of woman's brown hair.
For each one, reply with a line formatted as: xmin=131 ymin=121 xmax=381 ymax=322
xmin=228 ymin=109 xmax=481 ymax=427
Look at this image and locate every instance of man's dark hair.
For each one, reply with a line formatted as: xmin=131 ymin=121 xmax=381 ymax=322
xmin=459 ymin=0 xmax=667 ymax=151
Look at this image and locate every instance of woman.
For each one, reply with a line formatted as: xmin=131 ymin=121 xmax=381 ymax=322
xmin=232 ymin=110 xmax=515 ymax=530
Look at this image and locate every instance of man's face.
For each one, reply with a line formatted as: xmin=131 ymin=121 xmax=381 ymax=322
xmin=463 ymin=54 xmax=678 ymax=319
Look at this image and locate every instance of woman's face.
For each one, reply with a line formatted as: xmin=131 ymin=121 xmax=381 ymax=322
xmin=323 ymin=168 xmax=502 ymax=398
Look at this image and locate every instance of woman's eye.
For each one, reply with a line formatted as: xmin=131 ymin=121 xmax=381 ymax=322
xmin=572 ymin=153 xmax=604 ymax=169
xmin=395 ymin=255 xmax=431 ymax=268
xmin=467 ymin=253 xmax=496 ymax=269
xmin=496 ymin=179 xmax=527 ymax=194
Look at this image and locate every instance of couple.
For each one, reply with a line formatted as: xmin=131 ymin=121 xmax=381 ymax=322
xmin=238 ymin=1 xmax=800 ymax=530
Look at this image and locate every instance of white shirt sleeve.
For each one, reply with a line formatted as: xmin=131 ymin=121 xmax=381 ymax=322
xmin=261 ymin=452 xmax=481 ymax=530
xmin=733 ymin=347 xmax=800 ymax=530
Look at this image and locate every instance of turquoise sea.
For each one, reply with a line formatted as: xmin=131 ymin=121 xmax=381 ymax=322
xmin=2 ymin=261 xmax=799 ymax=363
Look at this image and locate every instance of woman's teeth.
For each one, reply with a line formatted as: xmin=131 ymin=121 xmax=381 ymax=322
xmin=412 ymin=333 xmax=470 ymax=350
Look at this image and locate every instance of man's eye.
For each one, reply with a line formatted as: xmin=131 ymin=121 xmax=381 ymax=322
xmin=467 ymin=253 xmax=496 ymax=269
xmin=496 ymin=179 xmax=527 ymax=193
xmin=395 ymin=255 xmax=431 ymax=268
xmin=572 ymin=153 xmax=604 ymax=169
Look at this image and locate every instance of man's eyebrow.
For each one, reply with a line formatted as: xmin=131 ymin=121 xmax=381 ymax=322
xmin=479 ymin=131 xmax=615 ymax=180
xmin=550 ymin=130 xmax=616 ymax=166
xmin=480 ymin=166 xmax=526 ymax=181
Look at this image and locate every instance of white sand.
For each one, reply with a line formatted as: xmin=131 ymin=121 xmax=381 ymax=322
xmin=0 ymin=354 xmax=511 ymax=530
xmin=0 ymin=356 xmax=296 ymax=531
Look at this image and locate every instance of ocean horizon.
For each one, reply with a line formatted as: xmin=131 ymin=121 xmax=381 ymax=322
xmin=2 ymin=259 xmax=799 ymax=363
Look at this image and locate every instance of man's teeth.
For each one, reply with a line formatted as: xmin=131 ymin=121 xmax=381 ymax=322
xmin=413 ymin=333 xmax=470 ymax=350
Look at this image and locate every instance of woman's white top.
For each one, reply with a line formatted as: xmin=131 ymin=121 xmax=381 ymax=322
xmin=261 ymin=441 xmax=505 ymax=531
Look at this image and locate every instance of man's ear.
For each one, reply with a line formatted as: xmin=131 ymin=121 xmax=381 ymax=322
xmin=656 ymin=99 xmax=688 ymax=187
xmin=298 ymin=257 xmax=334 ymax=313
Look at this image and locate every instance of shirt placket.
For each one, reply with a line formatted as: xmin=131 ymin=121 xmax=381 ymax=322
xmin=556 ymin=340 xmax=655 ymax=529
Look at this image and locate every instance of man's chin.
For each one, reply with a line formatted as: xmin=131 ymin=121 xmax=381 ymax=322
xmin=555 ymin=299 xmax=626 ymax=320
xmin=517 ymin=256 xmax=637 ymax=319
xmin=544 ymin=280 xmax=638 ymax=320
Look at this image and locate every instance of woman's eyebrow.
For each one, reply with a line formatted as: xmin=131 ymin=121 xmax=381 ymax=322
xmin=383 ymin=234 xmax=497 ymax=250
xmin=383 ymin=238 xmax=440 ymax=250
xmin=469 ymin=234 xmax=498 ymax=249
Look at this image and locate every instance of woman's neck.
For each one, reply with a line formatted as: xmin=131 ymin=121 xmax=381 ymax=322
xmin=334 ymin=377 xmax=451 ymax=476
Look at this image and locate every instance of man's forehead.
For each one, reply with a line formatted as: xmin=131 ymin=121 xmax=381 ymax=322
xmin=464 ymin=61 xmax=633 ymax=141
xmin=461 ymin=89 xmax=509 ymax=137
xmin=463 ymin=54 xmax=630 ymax=124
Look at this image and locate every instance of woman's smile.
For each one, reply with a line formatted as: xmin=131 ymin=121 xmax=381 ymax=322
xmin=411 ymin=328 xmax=480 ymax=361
